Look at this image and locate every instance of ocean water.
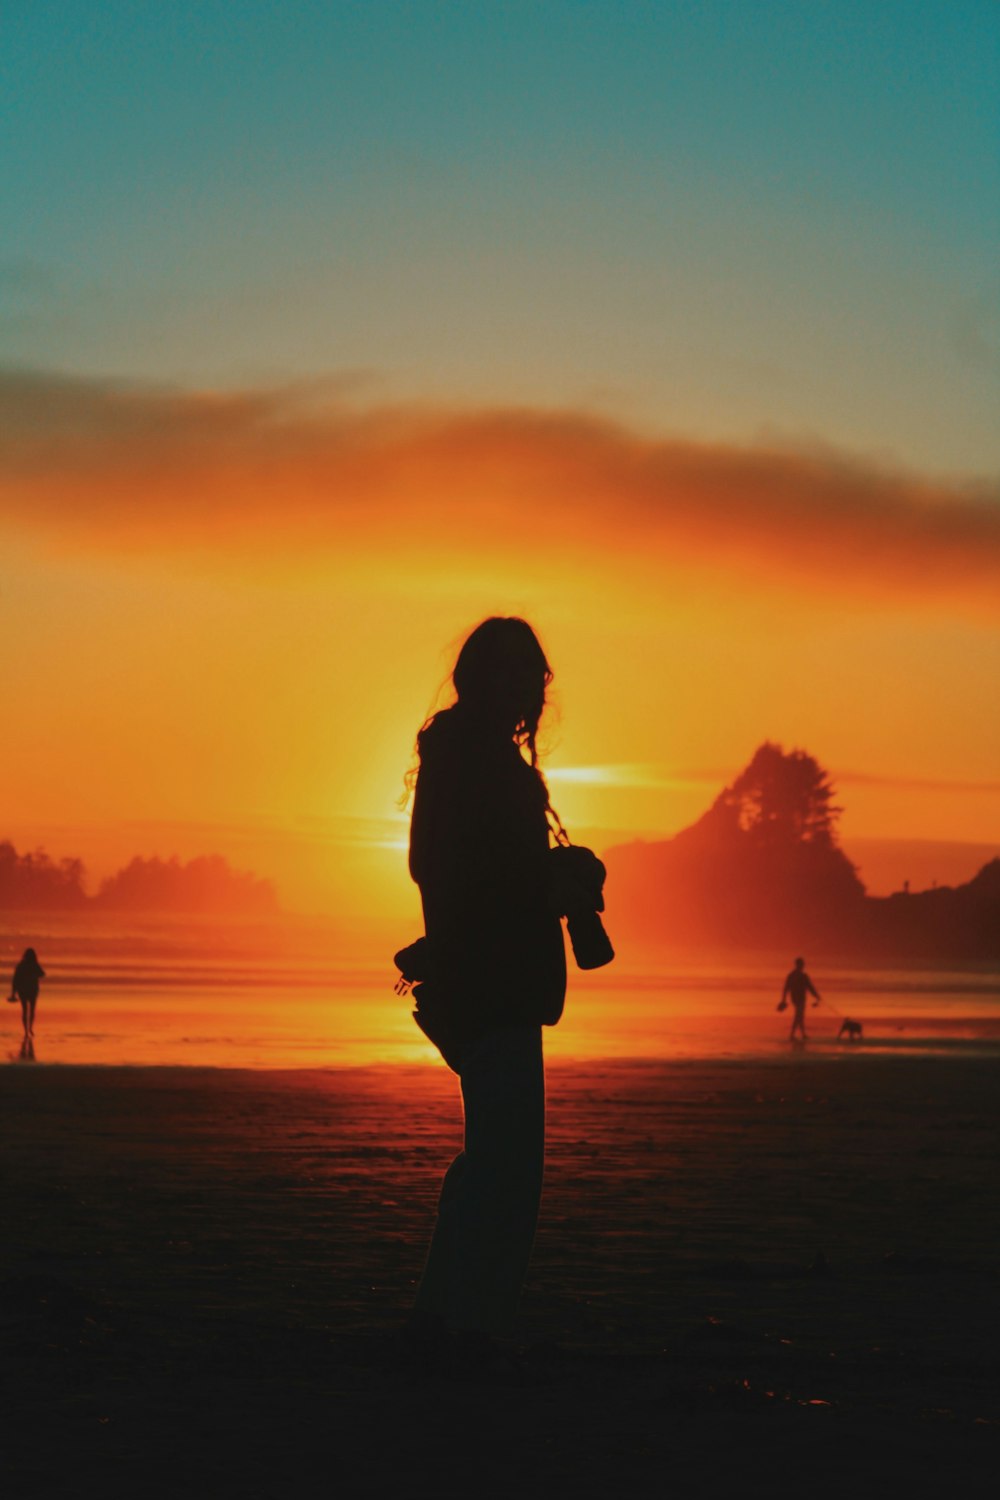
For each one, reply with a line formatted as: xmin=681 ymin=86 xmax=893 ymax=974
xmin=4 ymin=926 xmax=999 ymax=1067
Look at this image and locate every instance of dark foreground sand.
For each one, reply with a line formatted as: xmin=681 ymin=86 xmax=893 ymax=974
xmin=2 ymin=1054 xmax=998 ymax=1497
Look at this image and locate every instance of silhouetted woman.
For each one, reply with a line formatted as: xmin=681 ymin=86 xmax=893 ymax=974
xmin=407 ymin=617 xmax=567 ymax=1366
xmin=10 ymin=948 xmax=45 ymax=1039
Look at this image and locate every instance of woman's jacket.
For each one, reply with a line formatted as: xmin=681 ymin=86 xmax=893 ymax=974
xmin=408 ymin=706 xmax=567 ymax=1041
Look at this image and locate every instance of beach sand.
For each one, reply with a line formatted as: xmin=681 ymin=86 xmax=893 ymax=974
xmin=2 ymin=1054 xmax=998 ymax=1496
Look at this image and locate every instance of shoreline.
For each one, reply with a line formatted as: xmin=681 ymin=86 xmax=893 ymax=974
xmin=6 ymin=1037 xmax=1000 ymax=1072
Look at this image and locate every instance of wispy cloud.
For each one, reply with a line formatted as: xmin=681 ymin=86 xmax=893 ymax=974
xmin=837 ymin=771 xmax=1000 ymax=796
xmin=549 ymin=764 xmax=1000 ymax=798
xmin=547 ymin=764 xmax=726 ymax=789
xmin=2 ymin=367 xmax=998 ymax=611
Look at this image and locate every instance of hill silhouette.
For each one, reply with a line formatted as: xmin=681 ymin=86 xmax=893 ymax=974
xmin=0 ymin=841 xmax=277 ymax=916
xmin=861 ymin=856 xmax=1000 ymax=963
xmin=604 ymin=744 xmax=999 ymax=962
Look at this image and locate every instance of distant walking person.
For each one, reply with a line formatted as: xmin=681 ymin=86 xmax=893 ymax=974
xmin=778 ymin=956 xmax=820 ymax=1041
xmin=403 ymin=617 xmax=569 ymax=1372
xmin=10 ymin=948 xmax=45 ymax=1039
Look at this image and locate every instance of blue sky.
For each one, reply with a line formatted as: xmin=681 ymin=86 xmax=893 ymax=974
xmin=3 ymin=0 xmax=998 ymax=474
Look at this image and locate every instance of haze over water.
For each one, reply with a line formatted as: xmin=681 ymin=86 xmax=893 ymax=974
xmin=7 ymin=931 xmax=999 ymax=1069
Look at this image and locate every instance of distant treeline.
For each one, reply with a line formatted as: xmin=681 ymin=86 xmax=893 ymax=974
xmin=0 ymin=842 xmax=278 ymax=915
xmin=604 ymin=743 xmax=1000 ymax=963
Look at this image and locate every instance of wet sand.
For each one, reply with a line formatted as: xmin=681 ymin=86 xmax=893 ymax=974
xmin=2 ymin=1054 xmax=998 ymax=1495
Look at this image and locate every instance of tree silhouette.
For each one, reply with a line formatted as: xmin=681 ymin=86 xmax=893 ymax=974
xmin=604 ymin=742 xmax=865 ymax=951
xmin=95 ymin=853 xmax=277 ymax=914
xmin=0 ymin=839 xmax=276 ymax=914
xmin=715 ymin=742 xmax=842 ymax=848
xmin=0 ymin=841 xmax=87 ymax=908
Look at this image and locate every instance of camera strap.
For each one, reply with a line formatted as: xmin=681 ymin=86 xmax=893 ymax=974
xmin=545 ymin=800 xmax=571 ymax=848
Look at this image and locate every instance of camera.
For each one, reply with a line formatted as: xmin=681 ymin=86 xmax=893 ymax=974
xmin=566 ymin=908 xmax=615 ymax=970
xmin=548 ymin=843 xmax=615 ymax=970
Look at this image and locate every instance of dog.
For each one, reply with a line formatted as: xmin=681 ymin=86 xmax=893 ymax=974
xmin=837 ymin=1018 xmax=863 ymax=1042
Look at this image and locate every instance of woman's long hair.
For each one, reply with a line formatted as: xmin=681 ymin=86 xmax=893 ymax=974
xmin=449 ymin=616 xmax=553 ymax=766
xmin=404 ymin=617 xmax=555 ymax=801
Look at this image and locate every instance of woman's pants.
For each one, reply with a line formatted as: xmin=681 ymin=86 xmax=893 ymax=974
xmin=414 ymin=1024 xmax=544 ymax=1337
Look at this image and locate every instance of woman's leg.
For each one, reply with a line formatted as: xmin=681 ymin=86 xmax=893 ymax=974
xmin=414 ymin=1025 xmax=544 ymax=1338
xmin=28 ymin=1000 xmax=36 ymax=1036
xmin=20 ymin=1000 xmax=29 ymax=1037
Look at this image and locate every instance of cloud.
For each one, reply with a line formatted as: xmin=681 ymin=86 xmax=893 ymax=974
xmin=837 ymin=771 xmax=1000 ymax=796
xmin=549 ymin=763 xmax=1000 ymax=797
xmin=547 ymin=764 xmax=725 ymax=789
xmin=2 ymin=366 xmax=999 ymax=610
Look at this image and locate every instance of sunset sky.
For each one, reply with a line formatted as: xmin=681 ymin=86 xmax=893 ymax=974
xmin=3 ymin=2 xmax=999 ymax=920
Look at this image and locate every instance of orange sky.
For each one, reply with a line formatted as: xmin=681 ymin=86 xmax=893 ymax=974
xmin=2 ymin=370 xmax=999 ymax=917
